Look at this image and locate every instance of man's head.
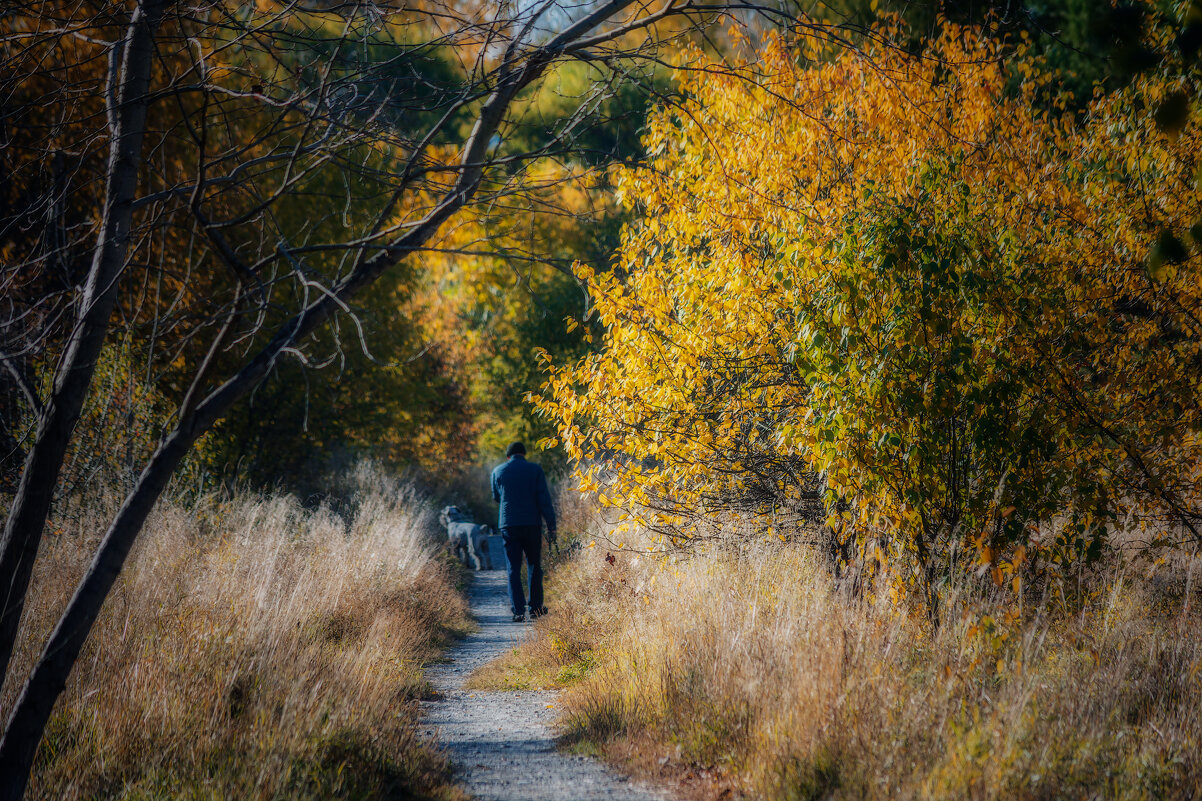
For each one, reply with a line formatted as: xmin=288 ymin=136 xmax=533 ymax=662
xmin=506 ymin=441 xmax=526 ymax=458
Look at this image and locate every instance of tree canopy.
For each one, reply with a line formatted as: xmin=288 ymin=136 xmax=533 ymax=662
xmin=537 ymin=10 xmax=1202 ymax=602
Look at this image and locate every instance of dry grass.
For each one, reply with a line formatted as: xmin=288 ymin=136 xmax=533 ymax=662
xmin=3 ymin=464 xmax=471 ymax=800
xmin=480 ymin=502 xmax=1202 ymax=801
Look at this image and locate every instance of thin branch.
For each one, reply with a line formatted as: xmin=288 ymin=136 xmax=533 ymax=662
xmin=0 ymin=355 xmax=43 ymax=418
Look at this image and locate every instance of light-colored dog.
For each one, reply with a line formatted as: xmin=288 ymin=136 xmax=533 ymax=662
xmin=439 ymin=506 xmax=494 ymax=570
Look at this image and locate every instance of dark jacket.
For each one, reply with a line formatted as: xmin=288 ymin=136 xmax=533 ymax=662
xmin=491 ymin=455 xmax=556 ymax=531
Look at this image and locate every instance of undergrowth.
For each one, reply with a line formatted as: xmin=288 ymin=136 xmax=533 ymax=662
xmin=475 ymin=495 xmax=1202 ymax=801
xmin=4 ymin=464 xmax=471 ymax=801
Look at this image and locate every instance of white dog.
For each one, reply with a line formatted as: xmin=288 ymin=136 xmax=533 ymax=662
xmin=438 ymin=506 xmax=494 ymax=570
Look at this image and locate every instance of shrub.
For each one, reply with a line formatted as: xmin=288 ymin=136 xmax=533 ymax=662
xmin=536 ymin=16 xmax=1202 ymax=602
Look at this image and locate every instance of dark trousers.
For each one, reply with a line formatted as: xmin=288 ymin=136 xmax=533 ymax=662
xmin=501 ymin=525 xmax=543 ymax=616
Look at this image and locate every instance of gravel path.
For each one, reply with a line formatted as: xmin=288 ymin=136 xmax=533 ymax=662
xmin=421 ymin=570 xmax=669 ymax=801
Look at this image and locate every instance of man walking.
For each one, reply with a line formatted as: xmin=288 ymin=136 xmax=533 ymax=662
xmin=491 ymin=442 xmax=557 ymax=622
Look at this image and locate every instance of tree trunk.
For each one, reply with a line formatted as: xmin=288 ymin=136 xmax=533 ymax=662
xmin=0 ymin=0 xmax=163 ymax=682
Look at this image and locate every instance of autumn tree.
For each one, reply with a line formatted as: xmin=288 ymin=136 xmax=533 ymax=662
xmin=215 ymin=65 xmax=655 ymax=488
xmin=537 ymin=8 xmax=1202 ymax=610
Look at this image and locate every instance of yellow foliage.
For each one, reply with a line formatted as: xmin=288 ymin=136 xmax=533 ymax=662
xmin=535 ymin=19 xmax=1202 ymax=581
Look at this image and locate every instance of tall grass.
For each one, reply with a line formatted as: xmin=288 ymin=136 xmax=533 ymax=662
xmin=3 ymin=464 xmax=470 ymax=800
xmin=488 ymin=498 xmax=1202 ymax=800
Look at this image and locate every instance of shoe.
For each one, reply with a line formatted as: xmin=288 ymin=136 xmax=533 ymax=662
xmin=512 ymin=614 xmax=525 ymax=622
xmin=530 ymin=606 xmax=548 ymax=619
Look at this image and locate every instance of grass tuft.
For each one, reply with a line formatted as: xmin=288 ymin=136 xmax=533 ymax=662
xmin=5 ymin=464 xmax=471 ymax=801
xmin=481 ymin=503 xmax=1202 ymax=801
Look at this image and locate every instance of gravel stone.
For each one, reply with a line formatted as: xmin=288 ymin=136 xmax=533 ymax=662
xmin=422 ymin=570 xmax=670 ymax=801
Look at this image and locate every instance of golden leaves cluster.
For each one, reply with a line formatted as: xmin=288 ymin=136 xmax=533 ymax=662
xmin=535 ymin=19 xmax=1202 ymax=564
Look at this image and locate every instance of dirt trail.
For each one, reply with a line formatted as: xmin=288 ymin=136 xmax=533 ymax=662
xmin=421 ymin=570 xmax=669 ymax=801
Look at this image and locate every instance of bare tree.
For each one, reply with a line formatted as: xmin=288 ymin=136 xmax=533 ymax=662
xmin=0 ymin=0 xmax=817 ymax=794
